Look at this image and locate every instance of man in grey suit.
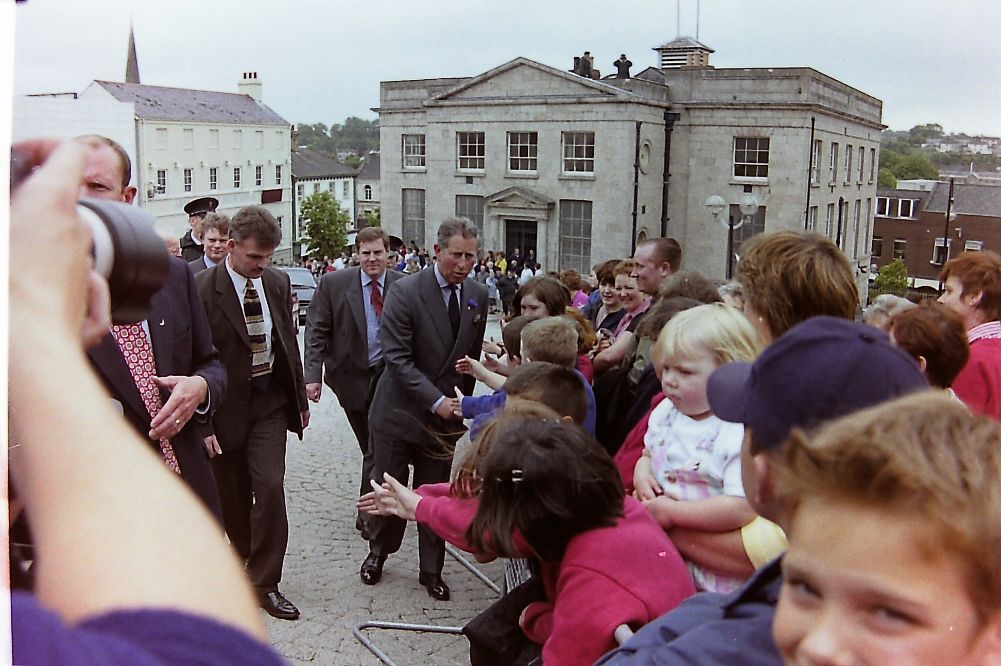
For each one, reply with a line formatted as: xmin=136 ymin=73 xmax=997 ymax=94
xmin=361 ymin=218 xmax=488 ymax=601
xmin=303 ymin=226 xmax=402 ymax=539
xmin=188 ymin=213 xmax=230 ymax=275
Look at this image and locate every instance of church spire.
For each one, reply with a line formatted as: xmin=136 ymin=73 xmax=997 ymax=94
xmin=125 ymin=21 xmax=140 ymax=84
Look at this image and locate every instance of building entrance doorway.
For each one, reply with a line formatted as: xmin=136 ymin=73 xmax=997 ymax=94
xmin=505 ymin=220 xmax=537 ymax=269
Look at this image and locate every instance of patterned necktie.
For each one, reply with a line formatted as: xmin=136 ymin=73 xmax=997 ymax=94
xmin=244 ymin=281 xmax=271 ymax=387
xmin=111 ymin=323 xmax=181 ymax=474
xmin=448 ymin=285 xmax=460 ymax=339
xmin=371 ymin=280 xmax=383 ymax=319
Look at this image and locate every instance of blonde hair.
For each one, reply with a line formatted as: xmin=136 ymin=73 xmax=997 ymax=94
xmin=653 ymin=302 xmax=762 ymax=368
xmin=777 ymin=392 xmax=1001 ymax=622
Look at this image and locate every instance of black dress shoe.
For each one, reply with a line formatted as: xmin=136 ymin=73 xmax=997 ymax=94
xmin=418 ymin=572 xmax=451 ymax=601
xmin=259 ymin=590 xmax=300 ymax=620
xmin=360 ymin=553 xmax=387 ymax=585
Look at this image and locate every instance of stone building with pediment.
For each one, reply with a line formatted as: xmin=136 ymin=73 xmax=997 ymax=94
xmin=376 ymin=40 xmax=883 ymax=284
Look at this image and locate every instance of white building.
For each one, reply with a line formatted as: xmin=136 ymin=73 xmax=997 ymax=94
xmin=291 ymin=146 xmax=357 ymax=258
xmin=377 ymin=38 xmax=883 ymax=292
xmin=355 ymin=153 xmax=381 ymax=228
xmin=78 ymin=73 xmax=295 ymax=262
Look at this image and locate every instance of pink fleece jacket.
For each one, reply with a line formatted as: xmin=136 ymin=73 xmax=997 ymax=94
xmin=414 ymin=485 xmax=695 ymax=664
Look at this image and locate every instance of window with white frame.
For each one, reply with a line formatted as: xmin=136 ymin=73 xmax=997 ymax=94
xmin=853 ymin=199 xmax=863 ymax=257
xmin=313 ymin=182 xmax=320 ymax=195
xmin=810 ymin=139 xmax=822 ymax=185
xmin=844 ymin=145 xmax=853 ymax=183
xmin=255 ymin=131 xmax=264 ymax=149
xmin=893 ymin=239 xmax=906 ymax=260
xmin=255 ymin=165 xmax=263 ymax=186
xmin=233 ymin=167 xmax=241 ymax=188
xmin=156 ymin=128 xmax=168 ymax=149
xmin=297 ymin=184 xmax=304 ymax=199
xmin=876 ymin=196 xmax=889 ymax=216
xmin=507 ymin=132 xmax=538 ymax=173
xmin=966 ymin=240 xmax=984 ymax=252
xmin=233 ymin=130 xmax=243 ymax=149
xmin=183 ymin=129 xmax=193 ymax=149
xmin=869 ymin=148 xmax=877 ymax=181
xmin=733 ymin=137 xmax=769 ymax=179
xmin=864 ymin=198 xmax=872 ymax=253
xmin=807 ymin=206 xmax=818 ymax=231
xmin=183 ymin=168 xmax=192 ymax=193
xmin=155 ymin=169 xmax=166 ymax=194
xmin=857 ymin=146 xmax=865 ymax=182
xmin=209 ymin=167 xmax=218 ymax=190
xmin=209 ymin=129 xmax=219 ymax=149
xmin=825 ymin=203 xmax=835 ymax=238
xmin=558 ymin=200 xmax=593 ymax=273
xmin=364 ymin=184 xmax=372 ymax=200
xmin=457 ymin=132 xmax=485 ymax=171
xmin=871 ymin=235 xmax=883 ymax=257
xmin=342 ymin=181 xmax=349 ymax=197
xmin=899 ymin=199 xmax=917 ymax=218
xmin=931 ymin=238 xmax=951 ymax=265
xmin=402 ymin=134 xmax=426 ymax=169
xmin=562 ymin=132 xmax=595 ymax=174
xmin=829 ymin=143 xmax=839 ymax=182
xmin=455 ymin=195 xmax=485 ymax=233
xmin=275 ymin=165 xmax=282 ymax=185
xmin=402 ymin=188 xmax=426 ymax=246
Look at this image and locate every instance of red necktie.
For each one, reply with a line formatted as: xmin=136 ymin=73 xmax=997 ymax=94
xmin=371 ymin=280 xmax=384 ymax=319
xmin=111 ymin=323 xmax=181 ymax=474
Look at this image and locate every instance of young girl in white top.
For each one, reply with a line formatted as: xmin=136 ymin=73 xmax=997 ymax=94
xmin=633 ymin=302 xmax=763 ymax=592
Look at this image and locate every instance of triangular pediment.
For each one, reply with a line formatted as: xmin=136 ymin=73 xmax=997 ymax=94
xmin=485 ymin=186 xmax=555 ymax=210
xmin=426 ymin=57 xmax=635 ymax=106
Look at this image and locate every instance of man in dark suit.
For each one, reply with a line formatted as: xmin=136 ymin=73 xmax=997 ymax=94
xmin=362 ymin=218 xmax=488 ymax=601
xmin=303 ymin=226 xmax=402 ymax=540
xmin=180 ymin=196 xmax=218 ymax=263
xmin=77 ymin=135 xmax=225 ymax=519
xmin=188 ymin=212 xmax=230 ymax=275
xmin=195 ymin=206 xmax=309 ymax=621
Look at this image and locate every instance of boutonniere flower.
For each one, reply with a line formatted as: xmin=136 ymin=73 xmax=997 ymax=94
xmin=467 ymin=298 xmax=478 ymax=310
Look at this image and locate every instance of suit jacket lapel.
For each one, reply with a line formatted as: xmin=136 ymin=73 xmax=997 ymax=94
xmin=87 ymin=333 xmax=150 ymax=423
xmin=347 ymin=268 xmax=367 ymax=347
xmin=263 ymin=269 xmax=289 ymax=357
xmin=215 ymin=263 xmax=251 ymax=349
xmin=147 ymin=288 xmax=172 ymax=375
xmin=419 ymin=269 xmax=453 ymax=359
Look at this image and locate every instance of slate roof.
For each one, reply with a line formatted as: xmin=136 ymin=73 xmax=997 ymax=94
xmin=357 ymin=153 xmax=380 ymax=181
xmin=292 ymin=147 xmax=357 ymax=179
xmin=924 ymin=182 xmax=1001 ymax=218
xmin=653 ymin=36 xmax=715 ymax=52
xmin=93 ymin=80 xmax=288 ymax=125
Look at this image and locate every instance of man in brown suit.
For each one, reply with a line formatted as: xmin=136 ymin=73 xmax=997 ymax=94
xmin=195 ymin=206 xmax=309 ymax=621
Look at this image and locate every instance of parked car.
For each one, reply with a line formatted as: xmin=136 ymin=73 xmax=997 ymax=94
xmin=277 ymin=267 xmax=317 ymax=326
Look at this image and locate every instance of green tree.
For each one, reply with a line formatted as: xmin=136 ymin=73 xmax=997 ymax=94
xmin=877 ymin=167 xmax=897 ymax=189
xmin=895 ymin=153 xmax=939 ymax=180
xmin=873 ymin=258 xmax=909 ymax=297
xmin=364 ymin=207 xmax=381 ymax=228
xmin=343 ymin=153 xmax=363 ymax=169
xmin=301 ymin=192 xmax=348 ymax=259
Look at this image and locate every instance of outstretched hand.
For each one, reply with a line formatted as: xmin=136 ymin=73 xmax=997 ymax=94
xmin=357 ymin=473 xmax=422 ymax=521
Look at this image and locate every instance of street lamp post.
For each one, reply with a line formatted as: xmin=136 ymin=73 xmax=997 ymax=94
xmin=706 ymin=193 xmax=759 ymax=280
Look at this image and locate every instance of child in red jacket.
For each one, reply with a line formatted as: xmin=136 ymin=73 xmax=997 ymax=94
xmin=361 ymin=405 xmax=694 ymax=665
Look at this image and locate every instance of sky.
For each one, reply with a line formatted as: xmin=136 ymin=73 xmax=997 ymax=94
xmin=9 ymin=0 xmax=1001 ymax=136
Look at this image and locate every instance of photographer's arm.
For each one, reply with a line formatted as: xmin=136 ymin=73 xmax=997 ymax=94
xmin=9 ymin=140 xmax=267 ymax=639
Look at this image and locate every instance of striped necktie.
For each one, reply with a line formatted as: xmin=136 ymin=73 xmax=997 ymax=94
xmin=244 ymin=281 xmax=271 ymax=388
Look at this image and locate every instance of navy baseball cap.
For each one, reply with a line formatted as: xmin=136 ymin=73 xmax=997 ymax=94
xmin=708 ymin=316 xmax=928 ymax=450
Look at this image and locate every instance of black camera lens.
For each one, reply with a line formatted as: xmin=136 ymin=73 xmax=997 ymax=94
xmin=77 ymin=199 xmax=170 ymax=324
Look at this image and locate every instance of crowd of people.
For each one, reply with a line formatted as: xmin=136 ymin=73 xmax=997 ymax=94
xmin=11 ymin=135 xmax=1001 ymax=665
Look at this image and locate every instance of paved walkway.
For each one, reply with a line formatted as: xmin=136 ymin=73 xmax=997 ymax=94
xmin=265 ymin=318 xmax=505 ymax=665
